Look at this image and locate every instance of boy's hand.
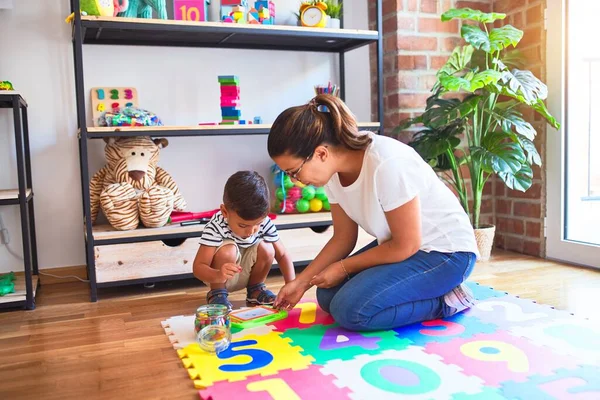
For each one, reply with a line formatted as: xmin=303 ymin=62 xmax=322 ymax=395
xmin=215 ymin=263 xmax=242 ymax=283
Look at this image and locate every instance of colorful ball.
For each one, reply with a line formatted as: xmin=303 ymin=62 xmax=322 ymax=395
xmin=287 ymin=186 xmax=302 ymax=200
xmin=302 ymin=186 xmax=316 ymax=200
xmin=284 ymin=201 xmax=296 ymax=213
xmin=283 ymin=175 xmax=294 ymax=190
xmin=323 ymin=200 xmax=331 ymax=211
xmin=296 ymin=199 xmax=310 ymax=213
xmin=294 ymin=181 xmax=306 ymax=188
xmin=309 ymin=198 xmax=323 ymax=212
xmin=276 ymin=187 xmax=285 ymax=201
xmin=315 ymin=187 xmax=328 ymax=201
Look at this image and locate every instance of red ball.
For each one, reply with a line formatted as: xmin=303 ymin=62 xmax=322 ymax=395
xmin=287 ymin=186 xmax=302 ymax=200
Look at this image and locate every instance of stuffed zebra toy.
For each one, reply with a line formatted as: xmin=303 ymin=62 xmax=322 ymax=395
xmin=90 ymin=136 xmax=187 ymax=231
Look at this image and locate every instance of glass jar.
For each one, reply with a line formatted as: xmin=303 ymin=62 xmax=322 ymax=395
xmin=194 ymin=304 xmax=232 ymax=354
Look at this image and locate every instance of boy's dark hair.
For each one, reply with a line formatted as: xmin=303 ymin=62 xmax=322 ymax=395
xmin=223 ymin=171 xmax=270 ymax=221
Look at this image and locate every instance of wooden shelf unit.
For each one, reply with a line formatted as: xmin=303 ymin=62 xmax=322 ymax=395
xmin=70 ymin=2 xmax=384 ymax=302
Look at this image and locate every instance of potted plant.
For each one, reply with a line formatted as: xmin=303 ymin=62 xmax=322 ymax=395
xmin=397 ymin=8 xmax=560 ymax=261
xmin=323 ymin=0 xmax=342 ymax=28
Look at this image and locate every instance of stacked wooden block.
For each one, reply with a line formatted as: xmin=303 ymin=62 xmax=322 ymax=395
xmin=218 ymin=75 xmax=242 ymax=125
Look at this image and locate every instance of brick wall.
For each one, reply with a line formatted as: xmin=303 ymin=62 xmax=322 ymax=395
xmin=368 ymin=0 xmax=549 ymax=257
xmin=492 ymin=0 xmax=547 ymax=257
xmin=367 ymin=0 xmax=495 ymax=228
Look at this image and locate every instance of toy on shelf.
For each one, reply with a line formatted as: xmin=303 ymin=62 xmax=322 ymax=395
xmin=218 ymin=75 xmax=245 ymax=125
xmin=0 ymin=272 xmax=16 ymax=296
xmin=173 ymin=0 xmax=209 ymax=21
xmin=117 ymin=0 xmax=167 ymax=19
xmin=90 ymin=136 xmax=187 ymax=231
xmin=0 ymin=81 xmax=14 ymax=91
xmin=100 ymin=107 xmax=163 ymax=127
xmin=65 ymin=0 xmax=114 ymax=23
xmin=91 ymin=86 xmax=139 ymax=126
xmin=270 ymin=165 xmax=330 ymax=214
xmin=220 ymin=0 xmax=274 ymax=24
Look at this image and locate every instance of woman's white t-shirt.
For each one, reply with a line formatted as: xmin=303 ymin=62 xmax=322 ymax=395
xmin=324 ymin=133 xmax=479 ymax=256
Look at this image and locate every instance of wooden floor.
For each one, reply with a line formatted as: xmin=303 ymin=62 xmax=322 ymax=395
xmin=0 ymin=249 xmax=598 ymax=399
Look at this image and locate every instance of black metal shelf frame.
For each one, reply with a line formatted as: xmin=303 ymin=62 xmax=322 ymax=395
xmin=70 ymin=0 xmax=384 ymax=302
xmin=0 ymin=93 xmax=40 ymax=310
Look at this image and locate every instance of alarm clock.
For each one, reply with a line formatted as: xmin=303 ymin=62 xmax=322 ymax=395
xmin=300 ymin=1 xmax=328 ymax=28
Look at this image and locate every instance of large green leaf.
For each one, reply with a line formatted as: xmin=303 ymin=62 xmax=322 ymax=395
xmin=441 ymin=8 xmax=506 ymax=24
xmin=471 ymin=131 xmax=526 ymax=174
xmin=498 ymin=163 xmax=533 ymax=191
xmin=501 ymin=49 xmax=526 ymax=69
xmin=394 ymin=115 xmax=423 ymax=133
xmin=421 ymin=96 xmax=481 ymax=128
xmin=489 ymin=25 xmax=523 ymax=52
xmin=437 ymin=45 xmax=475 ymax=77
xmin=440 ymin=70 xmax=502 ymax=92
xmin=516 ymin=135 xmax=542 ymax=166
xmin=532 ymin=99 xmax=561 ymax=129
xmin=462 ymin=25 xmax=491 ymax=52
xmin=487 ymin=104 xmax=537 ymax=140
xmin=501 ymin=69 xmax=548 ymax=103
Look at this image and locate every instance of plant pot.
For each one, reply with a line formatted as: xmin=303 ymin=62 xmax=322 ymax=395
xmin=474 ymin=224 xmax=495 ymax=262
xmin=328 ymin=17 xmax=341 ymax=29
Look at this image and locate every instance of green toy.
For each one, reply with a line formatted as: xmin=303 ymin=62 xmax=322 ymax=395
xmin=0 ymin=81 xmax=14 ymax=91
xmin=0 ymin=272 xmax=16 ymax=296
xmin=229 ymin=306 xmax=287 ymax=330
xmin=118 ymin=0 xmax=167 ymax=19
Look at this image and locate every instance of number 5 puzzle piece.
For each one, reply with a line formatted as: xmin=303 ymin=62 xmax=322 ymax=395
xmin=198 ymin=365 xmax=353 ymax=400
xmin=177 ymin=331 xmax=314 ymax=389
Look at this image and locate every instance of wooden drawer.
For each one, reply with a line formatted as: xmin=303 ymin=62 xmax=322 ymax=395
xmin=95 ymin=227 xmax=374 ymax=284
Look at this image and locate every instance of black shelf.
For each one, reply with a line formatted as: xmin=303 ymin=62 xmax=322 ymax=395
xmin=0 ymin=92 xmax=28 ymax=109
xmin=70 ymin=1 xmax=385 ymax=302
xmin=0 ymin=189 xmax=33 ymax=206
xmin=0 ymin=92 xmax=39 ymax=310
xmin=84 ymin=122 xmax=381 ymax=139
xmin=79 ymin=16 xmax=378 ymax=52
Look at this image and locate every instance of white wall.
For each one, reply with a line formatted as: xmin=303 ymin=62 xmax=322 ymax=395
xmin=0 ymin=0 xmax=370 ymax=273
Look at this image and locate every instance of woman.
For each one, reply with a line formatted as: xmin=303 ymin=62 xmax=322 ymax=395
xmin=267 ymin=94 xmax=479 ymax=332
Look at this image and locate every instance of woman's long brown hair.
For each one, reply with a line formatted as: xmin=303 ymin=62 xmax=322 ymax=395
xmin=267 ymin=94 xmax=372 ymax=159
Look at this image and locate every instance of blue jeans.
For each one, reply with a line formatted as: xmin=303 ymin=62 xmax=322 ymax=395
xmin=316 ymin=240 xmax=476 ymax=332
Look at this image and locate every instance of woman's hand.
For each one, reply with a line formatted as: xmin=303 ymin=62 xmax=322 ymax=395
xmin=310 ymin=261 xmax=348 ymax=288
xmin=274 ymin=279 xmax=307 ymax=310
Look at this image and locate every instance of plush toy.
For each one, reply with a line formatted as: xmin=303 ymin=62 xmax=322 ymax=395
xmin=117 ymin=0 xmax=167 ymax=19
xmin=90 ymin=136 xmax=187 ymax=231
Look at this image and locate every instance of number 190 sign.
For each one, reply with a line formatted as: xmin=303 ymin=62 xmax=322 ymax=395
xmin=173 ymin=0 xmax=208 ymax=21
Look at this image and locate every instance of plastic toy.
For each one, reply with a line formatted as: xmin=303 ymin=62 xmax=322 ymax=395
xmin=118 ymin=0 xmax=167 ymax=19
xmin=220 ymin=0 xmax=274 ymax=24
xmin=0 ymin=272 xmax=15 ymax=296
xmin=229 ymin=306 xmax=287 ymax=329
xmin=91 ymin=86 xmax=141 ymax=127
xmin=0 ymin=81 xmax=14 ymax=91
xmin=98 ymin=106 xmax=162 ymax=127
xmin=270 ymin=164 xmax=330 ymax=214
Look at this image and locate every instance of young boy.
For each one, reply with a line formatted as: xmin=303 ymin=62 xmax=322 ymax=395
xmin=193 ymin=171 xmax=295 ymax=310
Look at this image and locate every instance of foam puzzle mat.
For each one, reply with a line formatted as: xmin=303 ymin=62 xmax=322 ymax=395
xmin=160 ymin=282 xmax=600 ymax=399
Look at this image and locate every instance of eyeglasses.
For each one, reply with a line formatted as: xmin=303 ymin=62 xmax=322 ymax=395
xmin=285 ymin=153 xmax=313 ymax=180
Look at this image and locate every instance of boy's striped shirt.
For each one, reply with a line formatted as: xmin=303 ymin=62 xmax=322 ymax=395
xmin=198 ymin=211 xmax=279 ymax=248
